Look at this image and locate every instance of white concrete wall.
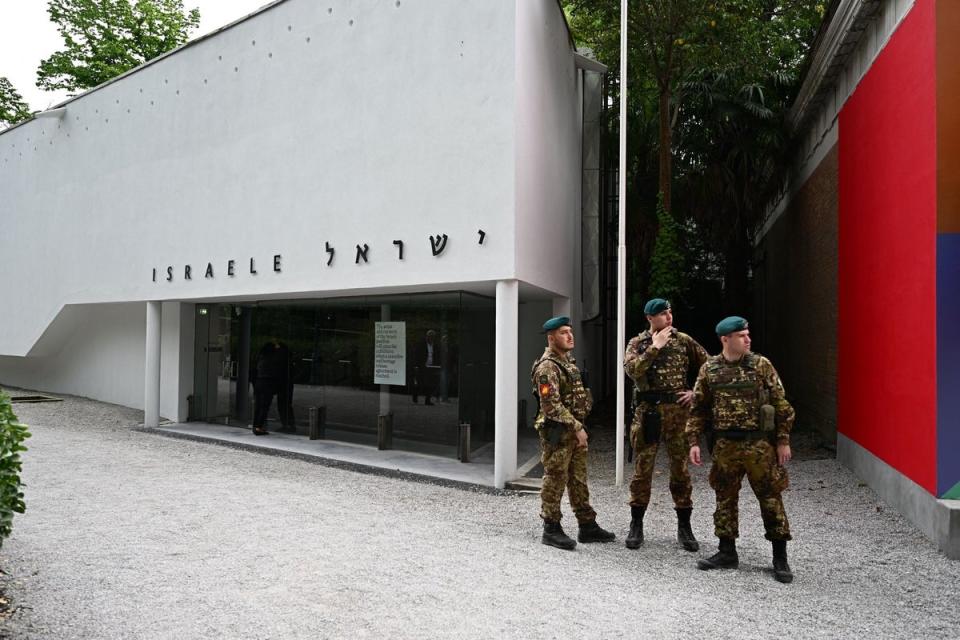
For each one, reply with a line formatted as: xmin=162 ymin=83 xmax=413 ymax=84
xmin=513 ymin=0 xmax=580 ymax=299
xmin=517 ymin=298 xmax=552 ymax=427
xmin=510 ymin=1 xmax=583 ymax=430
xmin=0 ymin=301 xmax=189 ymax=420
xmin=0 ymin=303 xmax=147 ymax=410
xmin=160 ymin=302 xmax=195 ymax=421
xmin=0 ymin=0 xmax=519 ymax=357
xmin=0 ymin=0 xmax=587 ymax=420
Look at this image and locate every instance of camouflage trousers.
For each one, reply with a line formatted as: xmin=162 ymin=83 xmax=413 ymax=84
xmin=539 ymin=428 xmax=597 ymax=524
xmin=709 ymin=438 xmax=792 ymax=541
xmin=628 ymin=403 xmax=693 ymax=508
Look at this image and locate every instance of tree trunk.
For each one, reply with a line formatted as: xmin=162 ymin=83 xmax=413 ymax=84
xmin=658 ymin=87 xmax=672 ymax=213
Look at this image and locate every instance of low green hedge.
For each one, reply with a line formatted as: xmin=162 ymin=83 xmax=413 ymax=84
xmin=0 ymin=391 xmax=30 ymax=547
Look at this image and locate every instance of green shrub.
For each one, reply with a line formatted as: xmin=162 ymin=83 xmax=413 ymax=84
xmin=0 ymin=391 xmax=30 ymax=547
xmin=648 ymin=192 xmax=686 ymax=303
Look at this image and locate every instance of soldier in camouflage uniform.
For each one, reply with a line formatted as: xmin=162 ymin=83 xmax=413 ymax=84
xmin=687 ymin=316 xmax=796 ymax=583
xmin=532 ymin=316 xmax=616 ymax=550
xmin=623 ymin=298 xmax=708 ymax=552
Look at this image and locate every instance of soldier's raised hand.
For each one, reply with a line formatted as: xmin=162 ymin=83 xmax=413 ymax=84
xmin=651 ymin=328 xmax=672 ymax=349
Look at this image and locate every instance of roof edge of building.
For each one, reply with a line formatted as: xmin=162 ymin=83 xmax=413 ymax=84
xmin=3 ymin=0 xmax=591 ymax=140
xmin=788 ymin=0 xmax=883 ymax=131
xmin=2 ymin=0 xmax=287 ymax=138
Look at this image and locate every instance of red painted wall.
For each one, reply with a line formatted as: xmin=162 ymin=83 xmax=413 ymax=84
xmin=838 ymin=0 xmax=937 ymax=493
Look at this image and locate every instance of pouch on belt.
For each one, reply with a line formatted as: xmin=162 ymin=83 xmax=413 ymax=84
xmin=544 ymin=419 xmax=567 ymax=447
xmin=642 ymin=405 xmax=662 ymax=444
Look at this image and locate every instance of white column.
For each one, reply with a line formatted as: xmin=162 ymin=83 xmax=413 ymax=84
xmin=494 ymin=279 xmax=519 ymax=489
xmin=144 ymin=301 xmax=162 ymax=428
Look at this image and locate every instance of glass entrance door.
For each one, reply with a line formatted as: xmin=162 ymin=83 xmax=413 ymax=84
xmin=191 ymin=304 xmax=236 ymax=423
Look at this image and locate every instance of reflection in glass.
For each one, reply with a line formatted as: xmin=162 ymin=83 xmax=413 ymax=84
xmin=192 ymin=292 xmax=495 ymax=459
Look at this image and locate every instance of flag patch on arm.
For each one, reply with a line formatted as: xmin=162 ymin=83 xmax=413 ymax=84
xmin=538 ymin=375 xmax=552 ymax=398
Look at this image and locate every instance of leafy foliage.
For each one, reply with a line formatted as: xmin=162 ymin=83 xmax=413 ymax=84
xmin=648 ymin=193 xmax=685 ymax=303
xmin=680 ymin=70 xmax=796 ymax=268
xmin=37 ymin=0 xmax=201 ymax=92
xmin=0 ymin=392 xmax=30 ymax=547
xmin=563 ymin=0 xmax=825 ymax=327
xmin=0 ymin=77 xmax=33 ymax=128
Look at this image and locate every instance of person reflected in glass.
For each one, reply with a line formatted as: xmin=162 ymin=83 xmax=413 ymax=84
xmin=438 ymin=333 xmax=458 ymax=403
xmin=251 ymin=337 xmax=294 ymax=435
xmin=411 ymin=329 xmax=439 ymax=406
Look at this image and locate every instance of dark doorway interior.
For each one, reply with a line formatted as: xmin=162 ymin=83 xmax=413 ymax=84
xmin=190 ymin=292 xmax=495 ymax=458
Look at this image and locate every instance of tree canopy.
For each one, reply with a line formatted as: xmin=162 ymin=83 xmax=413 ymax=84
xmin=563 ymin=0 xmax=825 ymax=332
xmin=37 ymin=0 xmax=201 ymax=93
xmin=0 ymin=77 xmax=33 ymax=128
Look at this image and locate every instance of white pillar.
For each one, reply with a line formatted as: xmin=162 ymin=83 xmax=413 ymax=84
xmin=144 ymin=301 xmax=162 ymax=428
xmin=494 ymin=279 xmax=519 ymax=489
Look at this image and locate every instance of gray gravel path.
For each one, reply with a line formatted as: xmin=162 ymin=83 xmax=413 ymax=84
xmin=1 ymin=392 xmax=958 ymax=639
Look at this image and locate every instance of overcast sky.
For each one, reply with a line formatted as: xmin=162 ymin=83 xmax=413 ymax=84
xmin=1 ymin=0 xmax=270 ymax=113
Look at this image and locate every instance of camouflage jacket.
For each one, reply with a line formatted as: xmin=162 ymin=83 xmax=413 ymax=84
xmin=686 ymin=353 xmax=795 ymax=447
xmin=624 ymin=329 xmax=708 ymax=394
xmin=531 ymin=347 xmax=592 ymax=432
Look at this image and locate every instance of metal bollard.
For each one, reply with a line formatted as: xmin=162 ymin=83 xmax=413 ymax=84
xmin=377 ymin=413 xmax=393 ymax=450
xmin=186 ymin=394 xmax=197 ymax=422
xmin=457 ymin=422 xmax=471 ymax=462
xmin=308 ymin=406 xmax=326 ymax=440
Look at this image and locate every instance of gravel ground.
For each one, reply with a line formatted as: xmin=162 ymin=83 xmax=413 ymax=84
xmin=1 ymin=391 xmax=958 ymax=639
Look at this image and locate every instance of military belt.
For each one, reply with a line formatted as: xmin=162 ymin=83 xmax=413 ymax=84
xmin=636 ymin=390 xmax=683 ymax=405
xmin=715 ymin=429 xmax=769 ymax=441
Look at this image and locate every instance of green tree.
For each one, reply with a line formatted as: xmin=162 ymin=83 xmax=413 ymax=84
xmin=567 ymin=0 xmax=740 ymax=214
xmin=0 ymin=391 xmax=30 ymax=548
xmin=37 ymin=0 xmax=201 ymax=93
xmin=677 ymin=68 xmax=796 ymax=311
xmin=648 ymin=192 xmax=685 ymax=302
xmin=563 ymin=0 xmax=823 ymax=319
xmin=0 ymin=77 xmax=33 ymax=128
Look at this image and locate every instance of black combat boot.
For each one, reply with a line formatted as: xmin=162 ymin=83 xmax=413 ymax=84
xmin=772 ymin=540 xmax=794 ymax=583
xmin=697 ymin=537 xmax=739 ymax=570
xmin=578 ymin=520 xmax=616 ymax=543
xmin=542 ymin=521 xmax=577 ymax=550
xmin=675 ymin=507 xmax=700 ymax=552
xmin=625 ymin=505 xmax=645 ymax=549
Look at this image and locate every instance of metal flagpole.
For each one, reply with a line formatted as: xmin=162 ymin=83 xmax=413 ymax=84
xmin=615 ymin=0 xmax=628 ymax=486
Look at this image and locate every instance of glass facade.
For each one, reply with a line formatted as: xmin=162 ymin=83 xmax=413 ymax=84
xmin=191 ymin=292 xmax=495 ymax=458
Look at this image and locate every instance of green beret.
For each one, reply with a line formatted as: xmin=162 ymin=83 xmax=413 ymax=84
xmin=716 ymin=316 xmax=749 ymax=336
xmin=542 ymin=316 xmax=571 ymax=332
xmin=644 ymin=298 xmax=670 ymax=315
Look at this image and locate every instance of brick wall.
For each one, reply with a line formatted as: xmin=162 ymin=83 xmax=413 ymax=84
xmin=754 ymin=144 xmax=838 ymax=440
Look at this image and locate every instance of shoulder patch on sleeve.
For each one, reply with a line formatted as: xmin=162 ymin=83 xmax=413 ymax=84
xmin=538 ymin=375 xmax=552 ymax=397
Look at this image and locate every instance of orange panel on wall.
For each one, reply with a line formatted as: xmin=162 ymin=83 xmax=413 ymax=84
xmin=938 ymin=0 xmax=960 ymax=232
